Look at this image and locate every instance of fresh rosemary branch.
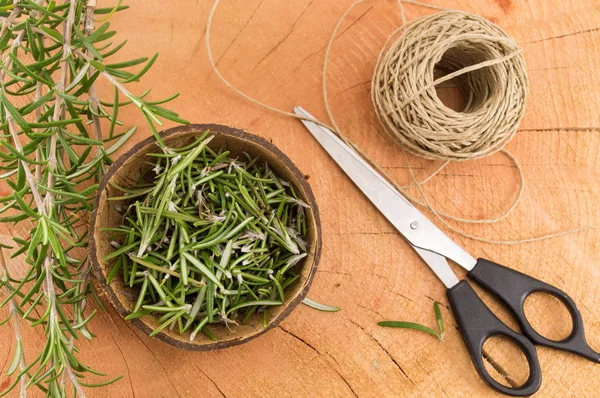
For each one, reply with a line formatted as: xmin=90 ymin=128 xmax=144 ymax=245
xmin=105 ymin=133 xmax=309 ymax=340
xmin=0 ymin=1 xmax=187 ymax=396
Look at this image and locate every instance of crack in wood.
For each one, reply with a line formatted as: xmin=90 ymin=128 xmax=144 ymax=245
xmin=414 ymin=358 xmax=450 ymax=397
xmin=355 ymin=302 xmax=387 ymax=320
xmin=526 ymin=27 xmax=600 ymax=44
xmin=196 ymin=366 xmax=227 ymax=398
xmin=317 ymin=269 xmax=352 ymax=276
xmin=381 ymin=165 xmax=427 ymax=170
xmin=321 ymin=353 xmax=359 ymax=396
xmin=214 ymin=0 xmax=265 ymax=68
xmin=279 ymin=325 xmax=320 ymax=354
xmin=449 ymin=322 xmax=521 ymax=389
xmin=186 ymin=27 xmax=207 ymax=69
xmin=278 ymin=325 xmax=358 ymax=397
xmin=122 ymin=321 xmax=183 ymax=397
xmin=331 ymin=367 xmax=359 ymax=398
xmin=519 ymin=127 xmax=600 ymax=132
xmin=390 ymin=291 xmax=415 ymax=303
xmin=103 ymin=308 xmax=199 ymax=397
xmin=332 ymin=231 xmax=399 ymax=236
xmin=333 ymin=79 xmax=371 ymax=99
xmin=291 ymin=43 xmax=328 ymax=73
xmin=251 ymin=0 xmax=314 ymax=72
xmin=110 ymin=334 xmax=136 ymax=398
xmin=482 ymin=349 xmax=519 ymax=388
xmin=336 ymin=5 xmax=375 ymax=41
xmin=199 ymin=0 xmax=265 ymax=78
xmin=348 ymin=319 xmax=417 ymax=387
xmin=318 ymin=268 xmax=388 ymax=281
xmin=326 ymin=352 xmax=341 ymax=367
xmin=424 ymin=295 xmax=450 ymax=310
xmin=291 ymin=5 xmax=374 ymax=73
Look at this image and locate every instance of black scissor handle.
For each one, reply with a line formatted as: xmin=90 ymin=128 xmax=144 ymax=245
xmin=468 ymin=259 xmax=600 ymax=362
xmin=448 ymin=281 xmax=542 ymax=396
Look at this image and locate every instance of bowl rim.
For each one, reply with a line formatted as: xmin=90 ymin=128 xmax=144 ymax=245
xmin=89 ymin=123 xmax=321 ymax=351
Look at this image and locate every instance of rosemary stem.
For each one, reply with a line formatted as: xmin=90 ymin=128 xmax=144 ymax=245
xmin=34 ymin=75 xmax=43 ymax=181
xmin=31 ymin=1 xmax=44 ymax=183
xmin=43 ymin=257 xmax=58 ymax=335
xmin=43 ymin=18 xmax=86 ymax=395
xmin=85 ymin=1 xmax=98 ymax=34
xmin=5 ymin=116 xmax=45 ymax=210
xmin=84 ymin=0 xmax=104 ymax=167
xmin=66 ymin=365 xmax=87 ymax=398
xmin=46 ymin=0 xmax=78 ymax=208
xmin=74 ymin=0 xmax=101 ymax=343
xmin=31 ymin=0 xmax=44 ymax=183
xmin=0 ymin=1 xmax=47 ymax=213
xmin=0 ymin=1 xmax=22 ymax=39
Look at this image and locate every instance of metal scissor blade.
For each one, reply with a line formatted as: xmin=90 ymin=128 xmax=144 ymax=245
xmin=413 ymin=247 xmax=459 ymax=288
xmin=294 ymin=106 xmax=477 ymax=272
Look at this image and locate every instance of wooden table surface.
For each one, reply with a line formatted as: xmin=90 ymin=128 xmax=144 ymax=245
xmin=2 ymin=0 xmax=600 ymax=396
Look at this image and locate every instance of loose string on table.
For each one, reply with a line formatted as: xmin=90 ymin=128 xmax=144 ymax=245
xmin=205 ymin=0 xmax=590 ymax=244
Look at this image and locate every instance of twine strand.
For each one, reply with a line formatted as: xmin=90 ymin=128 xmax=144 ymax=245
xmin=205 ymin=0 xmax=589 ymax=244
xmin=404 ymin=147 xmax=591 ymax=244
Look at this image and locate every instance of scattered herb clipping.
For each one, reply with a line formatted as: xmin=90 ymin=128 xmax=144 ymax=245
xmin=104 ymin=132 xmax=310 ymax=340
xmin=378 ymin=302 xmax=445 ymax=341
xmin=302 ymin=297 xmax=341 ymax=312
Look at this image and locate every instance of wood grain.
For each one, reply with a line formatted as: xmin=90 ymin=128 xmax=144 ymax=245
xmin=1 ymin=0 xmax=600 ymax=396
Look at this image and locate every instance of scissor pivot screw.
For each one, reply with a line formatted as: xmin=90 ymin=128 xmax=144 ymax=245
xmin=410 ymin=221 xmax=419 ymax=230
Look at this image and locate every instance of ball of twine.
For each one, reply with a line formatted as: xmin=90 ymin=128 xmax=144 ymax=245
xmin=372 ymin=11 xmax=529 ymax=161
xmin=206 ymin=1 xmax=588 ymax=245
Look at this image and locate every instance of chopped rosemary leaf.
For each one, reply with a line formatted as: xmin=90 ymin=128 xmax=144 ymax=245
xmin=105 ymin=134 xmax=310 ymax=341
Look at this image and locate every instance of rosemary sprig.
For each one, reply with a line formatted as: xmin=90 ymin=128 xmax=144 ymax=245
xmin=105 ymin=133 xmax=310 ymax=340
xmin=378 ymin=302 xmax=446 ymax=341
xmin=0 ymin=1 xmax=187 ymax=396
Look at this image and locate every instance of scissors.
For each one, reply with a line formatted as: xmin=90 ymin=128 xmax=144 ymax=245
xmin=293 ymin=106 xmax=599 ymax=396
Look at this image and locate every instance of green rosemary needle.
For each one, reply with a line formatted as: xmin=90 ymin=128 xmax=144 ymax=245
xmin=105 ymin=133 xmax=309 ymax=340
xmin=378 ymin=301 xmax=446 ymax=341
xmin=302 ymin=297 xmax=341 ymax=312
